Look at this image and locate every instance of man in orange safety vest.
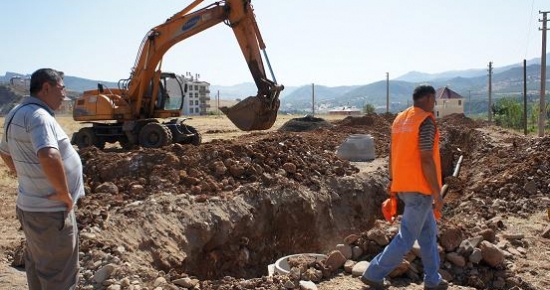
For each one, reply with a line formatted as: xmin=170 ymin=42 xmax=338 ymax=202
xmin=360 ymin=85 xmax=448 ymax=290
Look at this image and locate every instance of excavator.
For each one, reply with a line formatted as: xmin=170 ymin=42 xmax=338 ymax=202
xmin=71 ymin=0 xmax=283 ymax=149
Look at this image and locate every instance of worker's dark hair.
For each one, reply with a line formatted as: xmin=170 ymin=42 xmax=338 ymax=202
xmin=412 ymin=84 xmax=436 ymax=101
xmin=29 ymin=68 xmax=63 ymax=95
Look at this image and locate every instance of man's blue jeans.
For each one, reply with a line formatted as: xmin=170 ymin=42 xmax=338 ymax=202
xmin=362 ymin=192 xmax=442 ymax=288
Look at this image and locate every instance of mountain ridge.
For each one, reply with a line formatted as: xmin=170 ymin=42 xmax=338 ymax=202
xmin=2 ymin=53 xmax=549 ymax=114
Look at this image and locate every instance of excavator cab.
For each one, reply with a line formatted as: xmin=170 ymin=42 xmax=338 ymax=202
xmin=151 ymin=72 xmax=186 ymax=116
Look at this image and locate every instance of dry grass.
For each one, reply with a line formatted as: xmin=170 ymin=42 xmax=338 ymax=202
xmin=3 ymin=113 xmax=347 ymax=140
xmin=504 ymin=211 xmax=550 ymax=289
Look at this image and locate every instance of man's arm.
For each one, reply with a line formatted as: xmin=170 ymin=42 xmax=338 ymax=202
xmin=37 ymin=147 xmax=73 ymax=211
xmin=0 ymin=151 xmax=17 ymax=177
xmin=420 ymin=150 xmax=441 ymax=197
xmin=420 ymin=150 xmax=443 ymax=213
xmin=418 ymin=117 xmax=443 ymax=212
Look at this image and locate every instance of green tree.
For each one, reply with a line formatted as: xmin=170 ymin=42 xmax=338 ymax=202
xmin=363 ymin=104 xmax=376 ymax=114
xmin=529 ymin=101 xmax=550 ymax=132
xmin=493 ymin=97 xmax=523 ymax=129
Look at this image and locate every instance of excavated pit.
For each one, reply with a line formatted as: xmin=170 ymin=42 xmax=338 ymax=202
xmin=67 ymin=112 xmax=548 ymax=289
xmin=74 ymin=114 xmax=399 ymax=282
xmin=78 ymin=165 xmax=390 ymax=280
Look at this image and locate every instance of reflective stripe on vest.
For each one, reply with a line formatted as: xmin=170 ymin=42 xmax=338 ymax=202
xmin=390 ymin=106 xmax=442 ymax=195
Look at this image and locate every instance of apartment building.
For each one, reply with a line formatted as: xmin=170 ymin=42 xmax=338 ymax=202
xmin=180 ymin=73 xmax=211 ymax=116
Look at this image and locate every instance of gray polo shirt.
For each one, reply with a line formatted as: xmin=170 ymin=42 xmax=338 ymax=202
xmin=0 ymin=97 xmax=84 ymax=212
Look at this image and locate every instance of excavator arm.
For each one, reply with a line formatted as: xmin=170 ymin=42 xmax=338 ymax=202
xmin=126 ymin=0 xmax=282 ymax=130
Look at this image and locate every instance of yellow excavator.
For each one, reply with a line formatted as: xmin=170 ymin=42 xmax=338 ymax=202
xmin=71 ymin=0 xmax=283 ymax=149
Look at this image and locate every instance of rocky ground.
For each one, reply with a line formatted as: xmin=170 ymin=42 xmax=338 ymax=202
xmin=1 ymin=113 xmax=550 ymax=290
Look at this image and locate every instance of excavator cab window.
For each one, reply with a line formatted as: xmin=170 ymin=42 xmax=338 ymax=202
xmin=152 ymin=73 xmax=185 ymax=111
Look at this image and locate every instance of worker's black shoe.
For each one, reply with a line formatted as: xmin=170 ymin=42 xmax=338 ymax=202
xmin=360 ymin=276 xmax=390 ymax=289
xmin=424 ymin=279 xmax=449 ymax=290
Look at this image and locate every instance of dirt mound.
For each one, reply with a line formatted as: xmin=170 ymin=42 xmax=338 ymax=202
xmin=79 ymin=131 xmax=359 ymax=197
xmin=454 ymin=134 xmax=550 ymax=218
xmin=7 ymin=112 xmax=548 ymax=289
xmin=333 ymin=113 xmax=389 ymax=127
xmin=278 ymin=115 xmax=334 ymax=132
xmin=440 ymin=113 xmax=481 ymax=130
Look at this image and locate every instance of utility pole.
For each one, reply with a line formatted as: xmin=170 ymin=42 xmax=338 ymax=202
xmin=538 ymin=10 xmax=549 ymax=137
xmin=217 ymin=90 xmax=220 ymax=117
xmin=386 ymin=72 xmax=390 ymax=113
xmin=488 ymin=62 xmax=493 ymax=123
xmin=311 ymin=83 xmax=315 ymax=116
xmin=468 ymin=90 xmax=471 ymax=116
xmin=523 ymin=59 xmax=527 ymax=136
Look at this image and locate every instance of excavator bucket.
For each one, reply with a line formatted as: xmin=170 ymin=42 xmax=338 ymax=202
xmin=220 ymin=96 xmax=280 ymax=131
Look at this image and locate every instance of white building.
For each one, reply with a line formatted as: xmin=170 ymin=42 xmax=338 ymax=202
xmin=328 ymin=106 xmax=362 ymax=116
xmin=434 ymin=87 xmax=464 ymax=118
xmin=180 ymin=73 xmax=211 ymax=116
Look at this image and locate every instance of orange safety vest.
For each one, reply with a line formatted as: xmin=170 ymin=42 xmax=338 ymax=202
xmin=390 ymin=106 xmax=442 ymax=194
xmin=382 ymin=106 xmax=442 ymax=222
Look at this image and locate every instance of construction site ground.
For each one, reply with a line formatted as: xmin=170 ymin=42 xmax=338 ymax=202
xmin=0 ymin=113 xmax=549 ymax=290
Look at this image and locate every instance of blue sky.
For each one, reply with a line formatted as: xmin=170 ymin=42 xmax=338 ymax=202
xmin=1 ymin=0 xmax=548 ymax=87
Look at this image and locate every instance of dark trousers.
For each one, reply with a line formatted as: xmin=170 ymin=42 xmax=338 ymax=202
xmin=16 ymin=207 xmax=79 ymax=290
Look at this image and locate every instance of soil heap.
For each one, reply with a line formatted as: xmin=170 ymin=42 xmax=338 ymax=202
xmin=6 ymin=113 xmax=550 ymax=290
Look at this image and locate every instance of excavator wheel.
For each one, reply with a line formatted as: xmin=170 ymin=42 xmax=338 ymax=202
xmin=72 ymin=127 xmax=98 ymax=150
xmin=138 ymin=122 xmax=173 ymax=148
xmin=183 ymin=125 xmax=201 ymax=146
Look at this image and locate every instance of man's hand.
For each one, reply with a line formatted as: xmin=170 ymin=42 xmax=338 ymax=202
xmin=433 ymin=193 xmax=444 ymax=213
xmin=47 ymin=191 xmax=73 ymax=212
xmin=38 ymin=147 xmax=73 ymax=211
xmin=1 ymin=151 xmax=17 ymax=177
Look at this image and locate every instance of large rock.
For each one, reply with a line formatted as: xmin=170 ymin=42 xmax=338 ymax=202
xmin=388 ymin=260 xmax=409 ymax=278
xmin=479 ymin=241 xmax=504 ymax=267
xmin=324 ymin=250 xmax=347 ymax=272
xmin=458 ymin=235 xmax=483 ymax=256
xmin=478 ymin=228 xmax=496 ymax=243
xmin=440 ymin=226 xmax=464 ymax=252
xmin=336 ymin=244 xmax=352 ymax=259
xmin=367 ymin=227 xmax=389 ymax=246
xmin=446 ymin=252 xmax=466 ymax=267
xmin=10 ymin=240 xmax=25 ymax=268
xmin=173 ymin=277 xmax=199 ymax=288
xmin=344 ymin=234 xmax=360 ymax=245
xmin=351 ymin=261 xmax=369 ymax=277
xmin=299 ymin=280 xmax=318 ymax=290
xmin=469 ymin=248 xmax=483 ymax=264
xmin=95 ymin=182 xmax=119 ymax=194
xmin=93 ymin=264 xmax=117 ymax=284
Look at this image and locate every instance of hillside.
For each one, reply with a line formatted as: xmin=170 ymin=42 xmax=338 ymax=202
xmin=395 ymin=53 xmax=550 ymax=82
xmin=0 ymin=84 xmax=25 ymax=115
xmin=1 ymin=71 xmax=117 ymax=92
xmin=281 ymin=63 xmax=550 ymax=113
xmin=3 ymin=56 xmax=549 ymax=115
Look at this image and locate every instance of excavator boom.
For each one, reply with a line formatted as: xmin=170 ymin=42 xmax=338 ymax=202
xmin=127 ymin=0 xmax=282 ymax=130
xmin=71 ymin=0 xmax=282 ymax=150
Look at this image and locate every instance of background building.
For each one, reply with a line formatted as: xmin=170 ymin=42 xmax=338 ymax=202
xmin=180 ymin=73 xmax=211 ymax=116
xmin=434 ymin=86 xmax=464 ymax=118
xmin=328 ymin=106 xmax=362 ymax=116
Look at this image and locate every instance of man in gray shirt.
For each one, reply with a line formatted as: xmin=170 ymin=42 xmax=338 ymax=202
xmin=0 ymin=68 xmax=84 ymax=290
